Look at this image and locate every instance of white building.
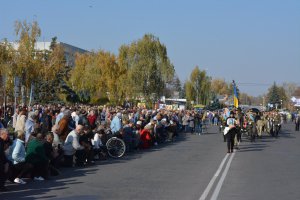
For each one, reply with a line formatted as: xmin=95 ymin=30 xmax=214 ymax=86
xmin=10 ymin=41 xmax=88 ymax=67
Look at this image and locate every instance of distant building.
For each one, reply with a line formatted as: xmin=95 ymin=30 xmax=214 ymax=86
xmin=10 ymin=41 xmax=88 ymax=67
xmin=4 ymin=41 xmax=88 ymax=104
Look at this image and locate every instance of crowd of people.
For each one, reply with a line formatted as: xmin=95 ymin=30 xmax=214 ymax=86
xmin=0 ymin=104 xmax=214 ymax=192
xmin=0 ymin=103 xmax=299 ymax=192
xmin=219 ymin=107 xmax=300 ymax=153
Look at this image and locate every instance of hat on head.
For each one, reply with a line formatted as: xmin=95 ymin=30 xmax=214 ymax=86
xmin=63 ymin=110 xmax=71 ymax=116
xmin=28 ymin=111 xmax=36 ymax=120
xmin=144 ymin=123 xmax=152 ymax=130
xmin=136 ymin=121 xmax=142 ymax=125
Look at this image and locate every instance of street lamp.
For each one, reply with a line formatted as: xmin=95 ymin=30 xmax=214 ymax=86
xmin=280 ymin=99 xmax=283 ymax=109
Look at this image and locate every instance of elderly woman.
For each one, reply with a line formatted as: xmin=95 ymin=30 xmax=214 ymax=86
xmin=25 ymin=112 xmax=37 ymax=143
xmin=139 ymin=123 xmax=153 ymax=149
xmin=11 ymin=131 xmax=34 ymax=184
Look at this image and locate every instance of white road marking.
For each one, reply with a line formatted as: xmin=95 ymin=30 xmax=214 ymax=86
xmin=199 ymin=153 xmax=230 ymax=200
xmin=210 ymin=152 xmax=236 ymax=200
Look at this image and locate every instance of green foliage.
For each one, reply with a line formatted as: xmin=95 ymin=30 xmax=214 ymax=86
xmin=0 ymin=21 xmax=70 ymax=104
xmin=69 ymin=50 xmax=127 ymax=105
xmin=267 ymin=82 xmax=287 ymax=108
xmin=185 ymin=66 xmax=211 ymax=105
xmin=69 ymin=34 xmax=175 ymax=106
xmin=119 ymin=34 xmax=175 ymax=104
xmin=34 ymin=42 xmax=69 ymax=103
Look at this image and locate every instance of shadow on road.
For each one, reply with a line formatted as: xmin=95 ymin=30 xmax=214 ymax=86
xmin=237 ymin=123 xmax=297 ymax=153
xmin=0 ymin=133 xmax=187 ymax=200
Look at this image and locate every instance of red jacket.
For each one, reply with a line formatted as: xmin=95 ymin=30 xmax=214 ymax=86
xmin=139 ymin=129 xmax=152 ymax=149
xmin=87 ymin=115 xmax=97 ymax=127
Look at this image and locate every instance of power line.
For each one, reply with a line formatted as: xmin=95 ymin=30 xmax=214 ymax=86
xmin=237 ymin=82 xmax=300 ymax=87
xmin=236 ymin=82 xmax=272 ymax=87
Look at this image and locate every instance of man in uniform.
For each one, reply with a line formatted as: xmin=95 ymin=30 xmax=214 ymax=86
xmin=224 ymin=111 xmax=238 ymax=153
xmin=274 ymin=111 xmax=281 ymax=138
xmin=295 ymin=112 xmax=300 ymax=131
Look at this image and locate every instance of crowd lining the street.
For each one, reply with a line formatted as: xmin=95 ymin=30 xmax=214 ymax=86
xmin=0 ymin=104 xmax=299 ymax=192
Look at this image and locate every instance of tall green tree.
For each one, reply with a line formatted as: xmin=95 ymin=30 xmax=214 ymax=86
xmin=34 ymin=39 xmax=68 ymax=103
xmin=267 ymin=82 xmax=281 ymax=105
xmin=185 ymin=66 xmax=211 ymax=105
xmin=119 ymin=34 xmax=175 ymax=105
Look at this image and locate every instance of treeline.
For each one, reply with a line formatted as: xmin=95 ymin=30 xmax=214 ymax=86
xmin=69 ymin=34 xmax=175 ymax=106
xmin=0 ymin=21 xmax=69 ymax=105
xmin=2 ymin=20 xmax=296 ymax=108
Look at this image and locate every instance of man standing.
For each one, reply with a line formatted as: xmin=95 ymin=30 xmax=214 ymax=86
xmin=295 ymin=113 xmax=300 ymax=131
xmin=225 ymin=111 xmax=238 ymax=153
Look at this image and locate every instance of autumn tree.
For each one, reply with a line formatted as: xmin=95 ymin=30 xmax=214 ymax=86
xmin=293 ymin=87 xmax=300 ymax=97
xmin=239 ymin=93 xmax=253 ymax=105
xmin=14 ymin=20 xmax=41 ymax=104
xmin=70 ymin=50 xmax=127 ymax=104
xmin=211 ymin=78 xmax=229 ymax=96
xmin=0 ymin=40 xmax=16 ymax=103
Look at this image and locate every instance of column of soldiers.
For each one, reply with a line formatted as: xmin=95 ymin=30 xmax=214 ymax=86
xmin=221 ymin=108 xmax=284 ymax=153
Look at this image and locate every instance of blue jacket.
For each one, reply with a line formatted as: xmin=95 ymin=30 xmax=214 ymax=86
xmin=110 ymin=116 xmax=122 ymax=134
xmin=25 ymin=119 xmax=35 ymax=143
xmin=12 ymin=139 xmax=26 ymax=164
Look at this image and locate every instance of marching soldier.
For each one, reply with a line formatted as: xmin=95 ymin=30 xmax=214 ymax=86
xmin=295 ymin=112 xmax=300 ymax=131
xmin=224 ymin=111 xmax=238 ymax=153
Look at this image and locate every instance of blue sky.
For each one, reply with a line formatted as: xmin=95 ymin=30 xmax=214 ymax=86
xmin=1 ymin=0 xmax=299 ymax=96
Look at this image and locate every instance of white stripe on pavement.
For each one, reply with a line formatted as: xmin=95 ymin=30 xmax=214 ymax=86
xmin=210 ymin=152 xmax=236 ymax=200
xmin=199 ymin=153 xmax=230 ymax=200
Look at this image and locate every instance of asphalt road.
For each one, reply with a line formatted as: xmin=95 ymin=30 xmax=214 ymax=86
xmin=1 ymin=123 xmax=300 ymax=200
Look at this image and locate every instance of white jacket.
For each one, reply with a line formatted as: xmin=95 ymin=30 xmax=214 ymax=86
xmin=63 ymin=130 xmax=84 ymax=156
xmin=15 ymin=115 xmax=26 ymax=132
